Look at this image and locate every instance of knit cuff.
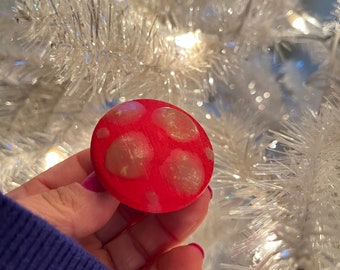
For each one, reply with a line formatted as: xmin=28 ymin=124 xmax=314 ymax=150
xmin=0 ymin=193 xmax=108 ymax=270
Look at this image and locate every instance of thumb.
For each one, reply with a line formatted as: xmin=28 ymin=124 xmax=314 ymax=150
xmin=17 ymin=173 xmax=119 ymax=239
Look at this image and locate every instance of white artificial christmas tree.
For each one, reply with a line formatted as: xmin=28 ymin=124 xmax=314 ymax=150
xmin=1 ymin=0 xmax=340 ymax=269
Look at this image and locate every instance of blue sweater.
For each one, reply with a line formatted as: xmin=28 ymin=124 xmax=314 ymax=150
xmin=0 ymin=193 xmax=108 ymax=270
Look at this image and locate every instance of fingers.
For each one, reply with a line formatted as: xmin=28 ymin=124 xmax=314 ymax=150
xmin=17 ymin=178 xmax=119 ymax=239
xmin=102 ymin=189 xmax=211 ymax=270
xmin=149 ymin=244 xmax=204 ymax=270
xmin=96 ymin=204 xmax=146 ymax=244
xmin=8 ymin=149 xmax=92 ymax=200
xmin=8 ymin=148 xmax=211 ymax=270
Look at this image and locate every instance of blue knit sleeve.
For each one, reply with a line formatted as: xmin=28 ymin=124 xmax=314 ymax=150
xmin=0 ymin=192 xmax=108 ymax=270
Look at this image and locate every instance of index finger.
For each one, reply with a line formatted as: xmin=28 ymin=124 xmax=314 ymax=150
xmin=7 ymin=149 xmax=93 ymax=200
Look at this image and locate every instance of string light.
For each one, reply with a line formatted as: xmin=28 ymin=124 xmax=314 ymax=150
xmin=174 ymin=30 xmax=202 ymax=49
xmin=287 ymin=10 xmax=309 ymax=34
xmin=166 ymin=30 xmax=202 ymax=56
xmin=44 ymin=147 xmax=68 ymax=170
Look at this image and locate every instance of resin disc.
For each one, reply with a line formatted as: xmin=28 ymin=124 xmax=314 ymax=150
xmin=91 ymin=99 xmax=214 ymax=213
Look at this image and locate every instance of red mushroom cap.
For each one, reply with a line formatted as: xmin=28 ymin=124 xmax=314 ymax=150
xmin=91 ymin=99 xmax=214 ymax=213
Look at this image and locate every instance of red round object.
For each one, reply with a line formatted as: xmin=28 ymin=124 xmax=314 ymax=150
xmin=90 ymin=99 xmax=214 ymax=213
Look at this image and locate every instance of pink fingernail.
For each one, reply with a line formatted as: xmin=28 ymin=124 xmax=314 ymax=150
xmin=81 ymin=172 xmax=106 ymax=192
xmin=207 ymin=185 xmax=213 ymax=199
xmin=188 ymin=243 xmax=205 ymax=258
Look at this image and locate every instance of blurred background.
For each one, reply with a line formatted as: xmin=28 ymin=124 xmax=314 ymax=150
xmin=1 ymin=0 xmax=340 ymax=269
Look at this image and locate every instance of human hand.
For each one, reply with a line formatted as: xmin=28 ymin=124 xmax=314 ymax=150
xmin=7 ymin=149 xmax=211 ymax=269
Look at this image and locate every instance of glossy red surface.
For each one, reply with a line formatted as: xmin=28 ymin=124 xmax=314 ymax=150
xmin=91 ymin=99 xmax=214 ymax=213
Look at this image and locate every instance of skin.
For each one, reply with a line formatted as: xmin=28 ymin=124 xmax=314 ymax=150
xmin=7 ymin=149 xmax=210 ymax=270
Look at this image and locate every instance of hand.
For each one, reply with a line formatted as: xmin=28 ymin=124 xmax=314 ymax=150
xmin=7 ymin=149 xmax=211 ymax=269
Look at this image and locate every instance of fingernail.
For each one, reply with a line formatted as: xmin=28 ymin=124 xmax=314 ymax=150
xmin=188 ymin=243 xmax=205 ymax=258
xmin=207 ymin=185 xmax=213 ymax=199
xmin=81 ymin=172 xmax=106 ymax=192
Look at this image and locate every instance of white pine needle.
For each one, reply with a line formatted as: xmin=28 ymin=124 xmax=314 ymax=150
xmin=230 ymin=94 xmax=340 ymax=269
